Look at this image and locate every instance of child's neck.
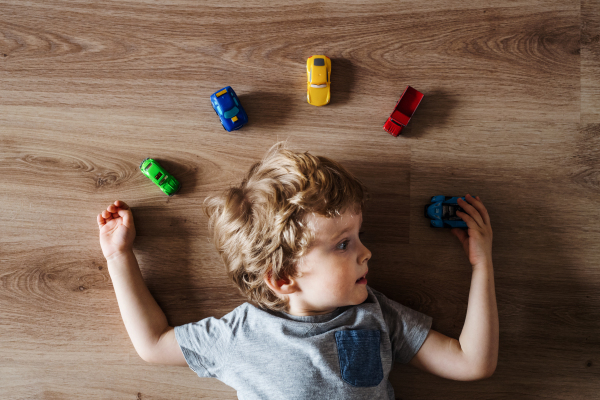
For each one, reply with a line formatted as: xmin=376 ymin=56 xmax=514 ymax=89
xmin=285 ymin=300 xmax=338 ymax=317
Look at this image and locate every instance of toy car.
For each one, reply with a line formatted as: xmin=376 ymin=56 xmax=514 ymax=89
xmin=139 ymin=158 xmax=181 ymax=196
xmin=210 ymin=86 xmax=248 ymax=132
xmin=383 ymin=86 xmax=424 ymax=137
xmin=424 ymin=196 xmax=468 ymax=228
xmin=306 ymin=55 xmax=331 ymax=106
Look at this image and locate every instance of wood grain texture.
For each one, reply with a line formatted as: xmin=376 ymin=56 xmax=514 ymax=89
xmin=582 ymin=0 xmax=600 ymax=124
xmin=1 ymin=0 xmax=599 ymax=399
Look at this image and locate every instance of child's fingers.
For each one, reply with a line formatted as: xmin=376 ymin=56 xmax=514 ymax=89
xmin=458 ymin=196 xmax=484 ymax=228
xmin=466 ymin=194 xmax=491 ymax=226
xmin=115 ymin=200 xmax=129 ymax=210
xmin=106 ymin=202 xmax=129 ymax=219
xmin=107 ymin=201 xmax=128 ymax=212
xmin=118 ymin=208 xmax=133 ymax=227
xmin=456 ymin=209 xmax=480 ymax=231
xmin=99 ymin=201 xmax=131 ymax=228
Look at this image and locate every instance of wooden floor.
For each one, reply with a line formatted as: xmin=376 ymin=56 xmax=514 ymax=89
xmin=1 ymin=0 xmax=599 ymax=398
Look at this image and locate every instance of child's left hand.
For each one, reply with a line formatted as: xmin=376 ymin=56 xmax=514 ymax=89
xmin=97 ymin=200 xmax=136 ymax=261
xmin=451 ymin=194 xmax=493 ymax=269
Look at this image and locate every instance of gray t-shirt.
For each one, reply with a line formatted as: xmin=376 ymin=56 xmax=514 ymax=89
xmin=175 ymin=286 xmax=432 ymax=400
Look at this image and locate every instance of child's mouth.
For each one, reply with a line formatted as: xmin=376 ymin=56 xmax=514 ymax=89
xmin=356 ymin=273 xmax=368 ymax=285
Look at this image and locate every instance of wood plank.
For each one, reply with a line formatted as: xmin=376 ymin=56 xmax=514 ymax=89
xmin=582 ymin=0 xmax=600 ymax=124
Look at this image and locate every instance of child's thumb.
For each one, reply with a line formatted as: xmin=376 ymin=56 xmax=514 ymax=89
xmin=118 ymin=208 xmax=133 ymax=226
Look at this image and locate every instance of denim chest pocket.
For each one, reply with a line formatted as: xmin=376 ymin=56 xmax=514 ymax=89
xmin=334 ymin=329 xmax=383 ymax=387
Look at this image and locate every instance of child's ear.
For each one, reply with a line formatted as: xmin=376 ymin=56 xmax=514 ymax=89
xmin=264 ymin=270 xmax=298 ymax=295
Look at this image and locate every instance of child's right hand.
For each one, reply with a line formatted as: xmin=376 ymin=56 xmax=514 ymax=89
xmin=97 ymin=200 xmax=136 ymax=261
xmin=451 ymin=194 xmax=493 ymax=269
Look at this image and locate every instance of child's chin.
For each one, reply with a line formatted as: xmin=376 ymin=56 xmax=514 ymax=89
xmin=351 ymin=287 xmax=369 ymax=305
xmin=360 ymin=287 xmax=369 ymax=299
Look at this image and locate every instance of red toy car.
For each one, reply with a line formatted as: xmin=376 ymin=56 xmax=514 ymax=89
xmin=383 ymin=86 xmax=424 ymax=137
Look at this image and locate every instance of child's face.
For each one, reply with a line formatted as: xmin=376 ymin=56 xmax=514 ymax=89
xmin=289 ymin=209 xmax=371 ymax=316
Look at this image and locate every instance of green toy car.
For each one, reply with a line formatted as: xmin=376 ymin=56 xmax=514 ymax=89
xmin=139 ymin=158 xmax=181 ymax=196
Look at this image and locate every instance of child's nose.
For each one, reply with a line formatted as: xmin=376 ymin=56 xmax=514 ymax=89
xmin=359 ymin=242 xmax=371 ymax=264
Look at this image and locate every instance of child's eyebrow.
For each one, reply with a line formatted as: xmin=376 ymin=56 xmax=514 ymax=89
xmin=329 ymin=217 xmax=363 ymax=241
xmin=331 ymin=226 xmax=353 ymax=241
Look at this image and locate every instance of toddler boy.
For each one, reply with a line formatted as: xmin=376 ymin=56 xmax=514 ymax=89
xmin=97 ymin=143 xmax=498 ymax=399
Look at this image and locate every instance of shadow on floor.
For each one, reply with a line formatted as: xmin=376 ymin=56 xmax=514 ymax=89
xmin=402 ymin=89 xmax=458 ymax=139
xmin=237 ymin=92 xmax=295 ymax=130
xmin=330 ymin=58 xmax=355 ymax=105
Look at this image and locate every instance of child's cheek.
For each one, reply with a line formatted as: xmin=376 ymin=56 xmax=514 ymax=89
xmin=329 ymin=275 xmax=349 ymax=298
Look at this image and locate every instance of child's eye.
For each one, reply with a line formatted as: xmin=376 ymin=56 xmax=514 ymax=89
xmin=337 ymin=240 xmax=349 ymax=251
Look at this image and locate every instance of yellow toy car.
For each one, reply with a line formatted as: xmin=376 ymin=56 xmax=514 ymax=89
xmin=306 ymin=55 xmax=331 ymax=106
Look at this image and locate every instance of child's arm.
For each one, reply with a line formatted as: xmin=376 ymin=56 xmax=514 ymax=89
xmin=409 ymin=194 xmax=498 ymax=380
xmin=98 ymin=200 xmax=187 ymax=366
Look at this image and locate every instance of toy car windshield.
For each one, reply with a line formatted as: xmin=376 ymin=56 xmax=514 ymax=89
xmin=313 ymin=58 xmax=325 ymax=66
xmin=223 ymin=107 xmax=239 ymax=119
xmin=442 ymin=204 xmax=462 ymax=220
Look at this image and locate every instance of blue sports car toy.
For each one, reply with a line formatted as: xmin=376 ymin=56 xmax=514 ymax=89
xmin=210 ymin=86 xmax=248 ymax=132
xmin=424 ymin=196 xmax=469 ymax=228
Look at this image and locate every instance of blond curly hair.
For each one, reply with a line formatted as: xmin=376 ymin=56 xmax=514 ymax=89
xmin=203 ymin=142 xmax=369 ymax=311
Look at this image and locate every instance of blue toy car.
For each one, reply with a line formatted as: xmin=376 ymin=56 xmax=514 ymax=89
xmin=210 ymin=86 xmax=248 ymax=132
xmin=424 ymin=196 xmax=469 ymax=228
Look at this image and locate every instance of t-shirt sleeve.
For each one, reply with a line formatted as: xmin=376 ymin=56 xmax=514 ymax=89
xmin=372 ymin=288 xmax=433 ymax=364
xmin=174 ymin=306 xmax=244 ymax=378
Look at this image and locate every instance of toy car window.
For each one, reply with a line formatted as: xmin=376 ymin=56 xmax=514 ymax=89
xmin=314 ymin=58 xmax=325 ymax=66
xmin=155 ymin=172 xmax=163 ymax=180
xmin=144 ymin=163 xmax=152 ymax=171
xmin=311 ymin=84 xmax=327 ymax=88
xmin=223 ymin=106 xmax=239 ymax=119
xmin=159 ymin=176 xmax=167 ymax=185
xmin=443 ymin=205 xmax=462 ymax=220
